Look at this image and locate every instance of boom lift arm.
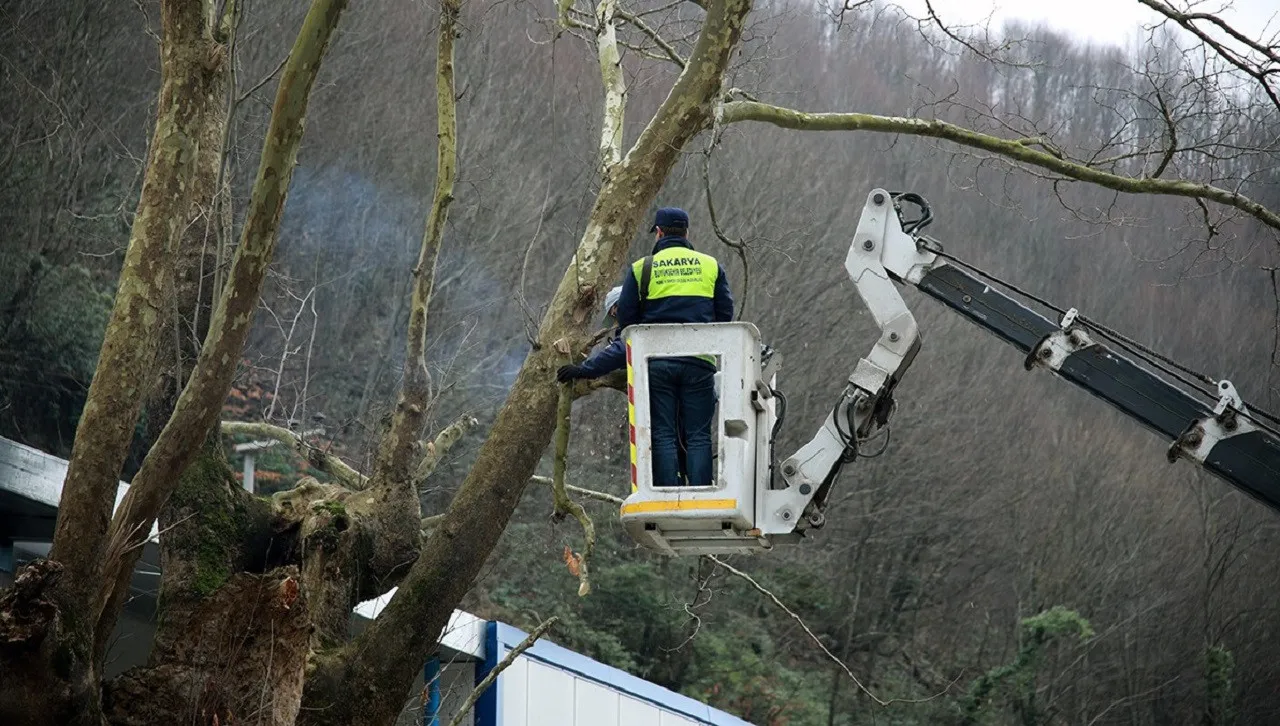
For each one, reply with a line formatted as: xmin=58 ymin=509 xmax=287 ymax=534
xmin=773 ymin=188 xmax=1280 ymax=536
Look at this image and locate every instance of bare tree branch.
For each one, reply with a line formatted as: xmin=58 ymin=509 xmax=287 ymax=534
xmin=446 ymin=617 xmax=559 ymax=726
xmin=700 ymin=148 xmax=750 ymax=319
xmin=1135 ymin=0 xmax=1280 ymax=111
xmin=44 ymin=0 xmax=213 ymax=613
xmin=222 ymin=420 xmax=368 ymax=489
xmin=721 ymin=100 xmax=1280 ymax=232
xmin=532 ymin=475 xmax=624 ymax=505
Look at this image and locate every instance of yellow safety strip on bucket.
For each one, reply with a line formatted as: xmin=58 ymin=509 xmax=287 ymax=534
xmin=619 ymin=499 xmax=737 ymax=515
xmin=626 ymin=338 xmax=637 ymax=493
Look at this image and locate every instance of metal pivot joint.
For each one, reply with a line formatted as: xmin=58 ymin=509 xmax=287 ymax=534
xmin=1168 ymin=379 xmax=1255 ymax=464
xmin=1024 ymin=307 xmax=1096 ymax=372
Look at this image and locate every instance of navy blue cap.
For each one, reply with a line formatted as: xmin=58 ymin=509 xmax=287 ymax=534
xmin=649 ymin=207 xmax=689 ymax=232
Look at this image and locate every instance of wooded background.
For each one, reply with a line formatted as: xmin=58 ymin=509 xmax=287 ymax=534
xmin=3 ymin=0 xmax=1278 ymax=723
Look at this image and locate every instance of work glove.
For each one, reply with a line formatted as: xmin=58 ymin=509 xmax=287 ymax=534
xmin=556 ymin=364 xmax=587 ymax=383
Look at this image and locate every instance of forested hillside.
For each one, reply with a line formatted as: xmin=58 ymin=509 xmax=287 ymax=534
xmin=2 ymin=0 xmax=1278 ymax=724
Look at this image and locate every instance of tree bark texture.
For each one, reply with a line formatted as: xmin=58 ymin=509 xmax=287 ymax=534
xmin=100 ymin=437 xmax=310 ymax=726
xmin=102 ymin=568 xmax=310 ymax=726
xmin=297 ymin=0 xmax=754 ymax=723
xmin=0 ymin=2 xmax=225 ymax=723
xmin=95 ymin=0 xmax=351 ymax=663
xmin=123 ymin=3 xmax=230 ymax=666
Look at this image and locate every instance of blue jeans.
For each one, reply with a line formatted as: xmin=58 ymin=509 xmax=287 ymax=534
xmin=648 ymin=358 xmax=717 ymax=487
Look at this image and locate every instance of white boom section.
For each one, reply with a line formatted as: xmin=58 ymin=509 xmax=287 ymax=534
xmin=770 ymin=189 xmax=940 ymax=534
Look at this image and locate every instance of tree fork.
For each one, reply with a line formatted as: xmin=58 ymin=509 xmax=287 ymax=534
xmin=0 ymin=2 xmax=224 ymax=723
xmin=94 ymin=0 xmax=351 ymax=653
xmin=296 ymin=0 xmax=753 ymax=722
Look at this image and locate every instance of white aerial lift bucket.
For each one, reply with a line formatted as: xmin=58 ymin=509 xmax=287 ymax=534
xmin=619 ymin=322 xmax=779 ymax=556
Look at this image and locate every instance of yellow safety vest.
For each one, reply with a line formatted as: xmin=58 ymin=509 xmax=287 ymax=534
xmin=632 ymin=247 xmax=720 ymax=301
xmin=632 ymin=246 xmax=719 ymax=366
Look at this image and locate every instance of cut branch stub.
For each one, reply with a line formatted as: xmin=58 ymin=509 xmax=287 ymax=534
xmin=414 ymin=414 xmax=480 ymax=489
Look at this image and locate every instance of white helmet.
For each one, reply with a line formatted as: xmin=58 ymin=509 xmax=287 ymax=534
xmin=603 ymin=286 xmax=623 ymax=326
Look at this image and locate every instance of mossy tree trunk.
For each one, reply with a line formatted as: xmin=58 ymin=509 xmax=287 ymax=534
xmin=296 ymin=0 xmax=754 ymax=723
xmin=0 ymin=0 xmax=350 ymax=723
xmin=100 ymin=435 xmax=310 ymax=726
xmin=96 ymin=0 xmax=352 ymax=638
xmin=96 ymin=0 xmax=354 ymax=720
xmin=0 ymin=2 xmax=230 ymax=723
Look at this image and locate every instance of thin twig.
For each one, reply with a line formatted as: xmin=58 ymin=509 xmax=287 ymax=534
xmin=447 ymin=617 xmax=559 ymax=726
xmin=706 ymin=555 xmax=960 ymax=707
xmin=237 ymin=53 xmax=290 ymax=104
xmin=700 ymin=148 xmax=750 ymax=319
xmin=616 ymin=9 xmax=687 ymax=68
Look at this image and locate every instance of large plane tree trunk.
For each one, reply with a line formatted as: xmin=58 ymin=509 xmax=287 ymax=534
xmin=0 ymin=2 xmax=228 ymax=723
xmin=0 ymin=1 xmax=351 ymax=724
xmin=296 ymin=0 xmax=755 ymax=723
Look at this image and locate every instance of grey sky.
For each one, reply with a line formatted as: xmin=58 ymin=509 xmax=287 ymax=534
xmin=895 ymin=0 xmax=1278 ymax=49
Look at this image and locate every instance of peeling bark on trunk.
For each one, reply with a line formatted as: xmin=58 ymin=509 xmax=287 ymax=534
xmin=102 ymin=569 xmax=310 ymax=726
xmin=298 ymin=1 xmax=753 ymax=723
xmin=140 ymin=31 xmax=227 ymax=458
xmin=95 ymin=0 xmax=351 ymax=664
xmin=122 ymin=16 xmax=229 ymax=669
xmin=0 ymin=2 xmax=225 ymax=723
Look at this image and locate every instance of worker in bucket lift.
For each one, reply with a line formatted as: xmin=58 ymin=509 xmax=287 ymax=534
xmin=557 ymin=207 xmax=733 ymax=487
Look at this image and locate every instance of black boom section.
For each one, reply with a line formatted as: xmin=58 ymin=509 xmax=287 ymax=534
xmin=1204 ymin=432 xmax=1280 ymax=509
xmin=1055 ymin=346 xmax=1208 ymax=440
xmin=915 ymin=264 xmax=1055 ymax=352
xmin=914 ymin=263 xmax=1280 ymax=513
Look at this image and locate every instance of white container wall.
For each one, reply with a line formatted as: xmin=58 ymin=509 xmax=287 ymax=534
xmin=476 ymin=622 xmax=755 ymax=726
